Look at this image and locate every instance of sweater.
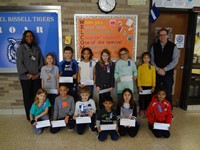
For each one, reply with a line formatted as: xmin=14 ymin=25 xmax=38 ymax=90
xmin=16 ymin=43 xmax=43 ymax=80
xmin=53 ymin=95 xmax=75 ymax=120
xmin=137 ymin=63 xmax=156 ymax=87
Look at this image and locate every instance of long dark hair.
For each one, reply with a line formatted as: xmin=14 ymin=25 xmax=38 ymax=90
xmin=117 ymin=88 xmax=136 ymax=110
xmin=20 ymin=30 xmax=37 ymax=45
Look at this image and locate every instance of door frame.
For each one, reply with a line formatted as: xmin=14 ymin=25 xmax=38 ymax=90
xmin=148 ymin=3 xmax=196 ymax=110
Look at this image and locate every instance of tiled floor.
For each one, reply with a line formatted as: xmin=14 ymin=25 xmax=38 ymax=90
xmin=0 ymin=108 xmax=200 ymax=150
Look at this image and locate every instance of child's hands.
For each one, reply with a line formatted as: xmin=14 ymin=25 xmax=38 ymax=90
xmin=133 ymin=76 xmax=137 ymax=80
xmin=79 ymin=84 xmax=85 ymax=88
xmin=96 ymin=87 xmax=100 ymax=93
xmin=30 ymin=120 xmax=37 ymax=126
xmin=138 ymin=86 xmax=143 ymax=92
xmin=151 ymin=87 xmax=155 ymax=93
xmin=88 ymin=111 xmax=93 ymax=117
xmin=64 ymin=116 xmax=69 ymax=124
xmin=73 ymin=115 xmax=77 ymax=120
xmin=73 ymin=74 xmax=77 ymax=79
xmin=116 ymin=126 xmax=119 ymax=132
xmin=108 ymin=87 xmax=113 ymax=92
xmin=35 ymin=116 xmax=39 ymax=122
xmin=97 ymin=127 xmax=101 ymax=133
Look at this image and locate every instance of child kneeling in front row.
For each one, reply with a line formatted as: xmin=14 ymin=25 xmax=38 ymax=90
xmin=96 ymin=96 xmax=120 ymax=141
xmin=146 ymin=87 xmax=172 ymax=138
xmin=73 ymin=86 xmax=96 ymax=134
xmin=50 ymin=84 xmax=75 ymax=134
xmin=30 ymin=89 xmax=51 ymax=135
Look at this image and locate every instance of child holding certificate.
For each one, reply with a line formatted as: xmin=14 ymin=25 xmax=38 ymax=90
xmin=59 ymin=46 xmax=78 ymax=101
xmin=117 ymin=88 xmax=139 ymax=137
xmin=40 ymin=53 xmax=59 ymax=116
xmin=73 ymin=86 xmax=96 ymax=134
xmin=137 ymin=52 xmax=156 ymax=117
xmin=50 ymin=84 xmax=75 ymax=134
xmin=114 ymin=47 xmax=137 ymax=102
xmin=95 ymin=49 xmax=115 ymax=109
xmin=146 ymin=88 xmax=172 ymax=138
xmin=96 ymin=96 xmax=119 ymax=141
xmin=30 ymin=89 xmax=51 ymax=135
xmin=78 ymin=47 xmax=96 ymax=98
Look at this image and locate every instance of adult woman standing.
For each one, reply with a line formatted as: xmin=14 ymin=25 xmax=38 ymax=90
xmin=16 ymin=30 xmax=43 ymax=121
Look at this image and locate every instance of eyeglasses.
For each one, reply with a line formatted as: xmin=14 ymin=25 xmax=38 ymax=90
xmin=159 ymin=34 xmax=167 ymax=37
xmin=120 ymin=53 xmax=127 ymax=56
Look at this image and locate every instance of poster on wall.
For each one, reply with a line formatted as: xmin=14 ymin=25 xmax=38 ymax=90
xmin=0 ymin=6 xmax=62 ymax=73
xmin=74 ymin=14 xmax=138 ymax=61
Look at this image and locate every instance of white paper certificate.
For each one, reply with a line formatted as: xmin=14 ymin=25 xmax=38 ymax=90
xmin=36 ymin=120 xmax=51 ymax=129
xmin=100 ymin=124 xmax=117 ymax=131
xmin=76 ymin=117 xmax=91 ymax=124
xmin=46 ymin=89 xmax=58 ymax=94
xmin=120 ymin=118 xmax=136 ymax=127
xmin=51 ymin=120 xmax=66 ymax=128
xmin=99 ymin=88 xmax=110 ymax=94
xmin=139 ymin=89 xmax=152 ymax=95
xmin=59 ymin=77 xmax=73 ymax=83
xmin=81 ymin=80 xmax=94 ymax=85
xmin=153 ymin=122 xmax=170 ymax=130
xmin=120 ymin=76 xmax=133 ymax=82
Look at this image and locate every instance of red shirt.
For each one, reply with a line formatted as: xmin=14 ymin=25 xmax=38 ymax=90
xmin=147 ymin=96 xmax=172 ymax=125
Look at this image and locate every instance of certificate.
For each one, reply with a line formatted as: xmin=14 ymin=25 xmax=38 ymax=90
xmin=139 ymin=89 xmax=152 ymax=95
xmin=153 ymin=122 xmax=170 ymax=130
xmin=36 ymin=120 xmax=51 ymax=129
xmin=99 ymin=88 xmax=110 ymax=94
xmin=120 ymin=118 xmax=135 ymax=127
xmin=51 ymin=120 xmax=66 ymax=128
xmin=46 ymin=89 xmax=58 ymax=94
xmin=80 ymin=80 xmax=94 ymax=85
xmin=76 ymin=117 xmax=91 ymax=124
xmin=59 ymin=77 xmax=73 ymax=83
xmin=120 ymin=76 xmax=133 ymax=82
xmin=100 ymin=124 xmax=117 ymax=131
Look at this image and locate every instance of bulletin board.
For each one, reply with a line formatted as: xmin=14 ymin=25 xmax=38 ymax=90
xmin=74 ymin=14 xmax=138 ymax=61
xmin=0 ymin=6 xmax=62 ymax=73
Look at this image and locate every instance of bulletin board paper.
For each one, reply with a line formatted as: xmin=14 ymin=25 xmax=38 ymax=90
xmin=74 ymin=14 xmax=138 ymax=61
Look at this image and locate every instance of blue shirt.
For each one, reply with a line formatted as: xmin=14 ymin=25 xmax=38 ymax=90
xmin=59 ymin=59 xmax=78 ymax=76
xmin=30 ymin=98 xmax=51 ymax=118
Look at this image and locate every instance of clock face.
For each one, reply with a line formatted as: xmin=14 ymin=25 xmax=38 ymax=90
xmin=98 ymin=0 xmax=116 ymax=13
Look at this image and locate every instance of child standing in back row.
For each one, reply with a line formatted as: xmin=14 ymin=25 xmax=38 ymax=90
xmin=40 ymin=53 xmax=59 ymax=116
xmin=137 ymin=52 xmax=156 ymax=117
xmin=59 ymin=46 xmax=78 ymax=101
xmin=114 ymin=47 xmax=137 ymax=102
xmin=95 ymin=49 xmax=115 ymax=109
xmin=78 ymin=47 xmax=96 ymax=98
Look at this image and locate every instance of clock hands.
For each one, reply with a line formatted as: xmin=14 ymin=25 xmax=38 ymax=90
xmin=106 ymin=0 xmax=113 ymax=7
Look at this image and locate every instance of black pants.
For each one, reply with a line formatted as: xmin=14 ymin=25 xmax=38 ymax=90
xmin=47 ymin=94 xmax=57 ymax=119
xmin=149 ymin=123 xmax=170 ymax=138
xmin=76 ymin=114 xmax=96 ymax=134
xmin=20 ymin=79 xmax=41 ymax=120
xmin=50 ymin=116 xmax=75 ymax=134
xmin=119 ymin=124 xmax=139 ymax=137
xmin=139 ymin=86 xmax=152 ymax=110
xmin=65 ymin=83 xmax=77 ymax=102
xmin=156 ymin=71 xmax=174 ymax=106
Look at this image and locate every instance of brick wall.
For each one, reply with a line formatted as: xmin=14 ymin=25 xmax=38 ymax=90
xmin=0 ymin=0 xmax=150 ymax=110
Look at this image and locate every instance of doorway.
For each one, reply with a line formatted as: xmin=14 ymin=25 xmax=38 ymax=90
xmin=149 ymin=12 xmax=189 ymax=107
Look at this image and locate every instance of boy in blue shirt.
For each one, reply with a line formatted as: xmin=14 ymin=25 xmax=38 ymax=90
xmin=59 ymin=46 xmax=78 ymax=101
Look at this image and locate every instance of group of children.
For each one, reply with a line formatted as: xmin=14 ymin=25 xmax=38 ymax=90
xmin=29 ymin=46 xmax=172 ymax=141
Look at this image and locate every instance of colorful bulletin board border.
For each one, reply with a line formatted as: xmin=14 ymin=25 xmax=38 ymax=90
xmin=74 ymin=14 xmax=138 ymax=61
xmin=0 ymin=6 xmax=62 ymax=73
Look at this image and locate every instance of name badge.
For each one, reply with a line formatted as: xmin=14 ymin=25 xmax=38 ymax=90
xmin=110 ymin=112 xmax=112 ymax=119
xmin=31 ymin=55 xmax=36 ymax=61
xmin=107 ymin=65 xmax=110 ymax=73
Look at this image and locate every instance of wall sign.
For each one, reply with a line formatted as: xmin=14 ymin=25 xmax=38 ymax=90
xmin=0 ymin=6 xmax=62 ymax=73
xmin=74 ymin=14 xmax=138 ymax=61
